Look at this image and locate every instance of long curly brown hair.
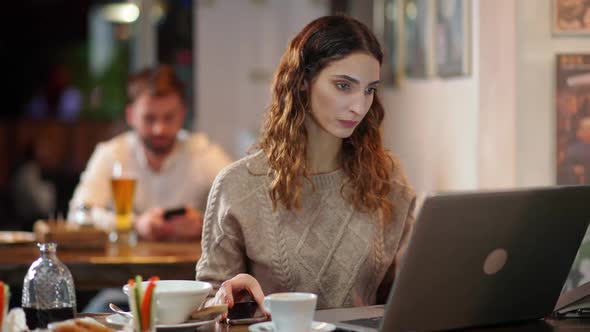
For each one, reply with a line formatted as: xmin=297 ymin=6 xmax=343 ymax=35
xmin=258 ymin=15 xmax=395 ymax=218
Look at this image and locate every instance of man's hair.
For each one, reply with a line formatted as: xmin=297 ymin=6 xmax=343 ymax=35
xmin=127 ymin=64 xmax=184 ymax=103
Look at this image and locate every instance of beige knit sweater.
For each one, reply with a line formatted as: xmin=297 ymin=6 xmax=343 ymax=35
xmin=196 ymin=150 xmax=415 ymax=309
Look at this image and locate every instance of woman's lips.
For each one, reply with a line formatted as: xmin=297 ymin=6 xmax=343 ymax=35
xmin=339 ymin=120 xmax=359 ymax=128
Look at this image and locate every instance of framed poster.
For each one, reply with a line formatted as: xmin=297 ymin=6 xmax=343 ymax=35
xmin=332 ymin=0 xmax=403 ymax=86
xmin=556 ymin=54 xmax=590 ymax=186
xmin=436 ymin=0 xmax=470 ymax=77
xmin=403 ymin=0 xmax=434 ymax=78
xmin=553 ymin=0 xmax=590 ymax=35
xmin=377 ymin=0 xmax=403 ymax=86
xmin=560 ymin=57 xmax=590 ymax=295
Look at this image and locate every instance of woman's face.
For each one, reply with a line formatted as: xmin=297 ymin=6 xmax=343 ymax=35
xmin=305 ymin=52 xmax=380 ymax=140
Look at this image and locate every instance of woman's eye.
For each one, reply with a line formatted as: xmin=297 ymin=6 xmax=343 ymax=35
xmin=366 ymin=87 xmax=377 ymax=94
xmin=336 ymin=83 xmax=350 ymax=90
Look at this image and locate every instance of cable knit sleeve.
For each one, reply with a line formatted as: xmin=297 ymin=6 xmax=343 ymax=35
xmin=376 ymin=196 xmax=415 ymax=303
xmin=195 ymin=168 xmax=247 ymax=297
xmin=376 ymin=156 xmax=417 ymax=304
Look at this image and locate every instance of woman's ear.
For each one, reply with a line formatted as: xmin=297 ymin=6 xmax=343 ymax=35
xmin=300 ymin=80 xmax=308 ymax=91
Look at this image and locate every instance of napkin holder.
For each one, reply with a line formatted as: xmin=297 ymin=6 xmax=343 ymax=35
xmin=33 ymin=219 xmax=108 ymax=249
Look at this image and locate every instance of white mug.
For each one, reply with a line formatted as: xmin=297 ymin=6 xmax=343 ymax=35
xmin=263 ymin=292 xmax=317 ymax=332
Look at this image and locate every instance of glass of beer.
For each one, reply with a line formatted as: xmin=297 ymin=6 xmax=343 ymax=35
xmin=110 ymin=161 xmax=136 ymax=245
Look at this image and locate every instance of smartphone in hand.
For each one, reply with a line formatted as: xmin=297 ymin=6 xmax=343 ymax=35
xmin=163 ymin=207 xmax=187 ymax=220
xmin=226 ymin=301 xmax=266 ymax=325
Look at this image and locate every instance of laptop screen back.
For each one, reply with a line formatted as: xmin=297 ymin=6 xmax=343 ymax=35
xmin=382 ymin=186 xmax=590 ymax=331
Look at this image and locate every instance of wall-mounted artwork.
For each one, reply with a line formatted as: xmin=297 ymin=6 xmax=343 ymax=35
xmin=436 ymin=0 xmax=470 ymax=77
xmin=559 ymin=57 xmax=590 ymax=295
xmin=332 ymin=0 xmax=402 ymax=86
xmin=403 ymin=0 xmax=434 ymax=78
xmin=333 ymin=0 xmax=473 ymax=81
xmin=556 ymin=54 xmax=590 ymax=186
xmin=377 ymin=0 xmax=403 ymax=86
xmin=553 ymin=0 xmax=590 ymax=35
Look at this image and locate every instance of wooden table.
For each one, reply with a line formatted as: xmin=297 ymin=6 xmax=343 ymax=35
xmin=85 ymin=313 xmax=246 ymax=331
xmin=84 ymin=312 xmax=590 ymax=332
xmin=0 ymin=241 xmax=201 ymax=290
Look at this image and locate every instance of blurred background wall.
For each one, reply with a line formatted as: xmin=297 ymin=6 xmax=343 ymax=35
xmin=2 ymin=0 xmax=590 ymax=229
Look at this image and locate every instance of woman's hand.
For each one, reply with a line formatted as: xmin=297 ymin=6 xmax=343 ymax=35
xmin=213 ymin=273 xmax=267 ymax=320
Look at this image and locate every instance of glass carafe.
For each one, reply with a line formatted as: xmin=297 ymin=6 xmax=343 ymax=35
xmin=22 ymin=243 xmax=76 ymax=329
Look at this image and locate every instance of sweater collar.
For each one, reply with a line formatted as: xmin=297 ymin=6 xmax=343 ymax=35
xmin=248 ymin=150 xmax=345 ymax=191
xmin=310 ymin=169 xmax=344 ymax=191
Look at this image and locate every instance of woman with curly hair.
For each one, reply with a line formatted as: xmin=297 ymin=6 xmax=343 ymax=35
xmin=196 ymin=15 xmax=416 ymax=312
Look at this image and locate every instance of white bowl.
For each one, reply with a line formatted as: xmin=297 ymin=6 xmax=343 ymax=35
xmin=123 ymin=280 xmax=212 ymax=325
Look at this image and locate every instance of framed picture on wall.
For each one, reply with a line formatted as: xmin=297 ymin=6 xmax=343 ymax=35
xmin=436 ymin=0 xmax=471 ymax=77
xmin=332 ymin=0 xmax=404 ymax=86
xmin=556 ymin=54 xmax=590 ymax=185
xmin=403 ymin=0 xmax=434 ymax=78
xmin=375 ymin=0 xmax=403 ymax=86
xmin=558 ymin=53 xmax=590 ymax=294
xmin=552 ymin=0 xmax=590 ymax=35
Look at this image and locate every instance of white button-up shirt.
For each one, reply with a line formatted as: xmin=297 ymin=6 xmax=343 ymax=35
xmin=68 ymin=130 xmax=231 ymax=228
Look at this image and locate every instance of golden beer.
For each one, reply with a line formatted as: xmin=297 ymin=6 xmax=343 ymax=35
xmin=111 ymin=177 xmax=136 ymax=231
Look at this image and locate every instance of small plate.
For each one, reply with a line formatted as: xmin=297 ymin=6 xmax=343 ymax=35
xmin=106 ymin=313 xmax=215 ymax=330
xmin=248 ymin=321 xmax=336 ymax=332
xmin=48 ymin=317 xmax=111 ymax=331
xmin=0 ymin=231 xmax=35 ymax=245
xmin=105 ymin=313 xmax=129 ymax=326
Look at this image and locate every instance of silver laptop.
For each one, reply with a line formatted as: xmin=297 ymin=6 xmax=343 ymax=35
xmin=316 ymin=186 xmax=590 ymax=331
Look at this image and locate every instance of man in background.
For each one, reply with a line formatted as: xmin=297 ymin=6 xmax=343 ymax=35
xmin=69 ymin=64 xmax=231 ymax=241
xmin=71 ymin=64 xmax=231 ymax=312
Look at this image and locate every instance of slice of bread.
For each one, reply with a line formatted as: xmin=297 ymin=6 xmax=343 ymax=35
xmin=50 ymin=317 xmax=114 ymax=332
xmin=190 ymin=304 xmax=228 ymax=321
xmin=73 ymin=317 xmax=113 ymax=332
